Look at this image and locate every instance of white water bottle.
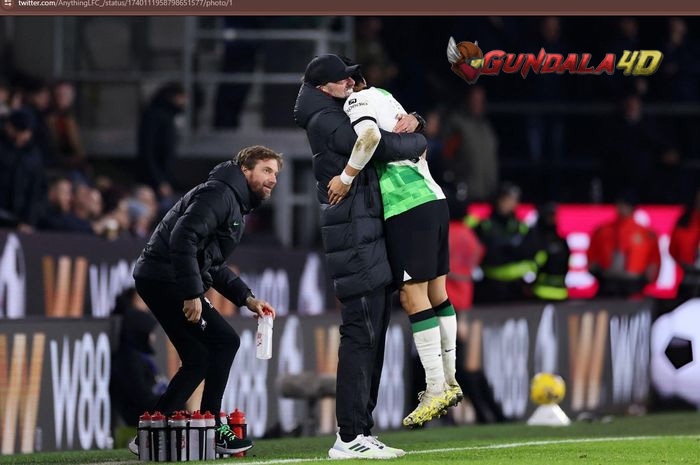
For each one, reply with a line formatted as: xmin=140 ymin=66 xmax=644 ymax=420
xmin=168 ymin=413 xmax=187 ymax=462
xmin=150 ymin=412 xmax=168 ymax=462
xmin=137 ymin=412 xmax=152 ymax=461
xmin=203 ymin=411 xmax=216 ymax=460
xmin=188 ymin=411 xmax=206 ymax=461
xmin=256 ymin=314 xmax=273 ymax=360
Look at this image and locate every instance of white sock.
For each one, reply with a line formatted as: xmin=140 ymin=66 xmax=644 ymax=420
xmin=438 ymin=314 xmax=457 ymax=385
xmin=411 ymin=315 xmax=445 ymax=392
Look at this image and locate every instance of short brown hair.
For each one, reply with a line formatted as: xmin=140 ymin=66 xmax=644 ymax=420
xmin=234 ymin=145 xmax=283 ymax=171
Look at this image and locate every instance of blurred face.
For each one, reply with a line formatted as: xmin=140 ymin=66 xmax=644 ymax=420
xmin=319 ymin=77 xmax=355 ymax=99
xmin=5 ymin=123 xmax=32 ymax=148
xmin=172 ymin=92 xmax=187 ymax=110
xmin=31 ymin=88 xmax=51 ymax=111
xmin=50 ymin=180 xmax=73 ymax=213
xmin=242 ymin=158 xmax=280 ymax=201
xmin=134 ymin=186 xmax=157 ymax=219
xmin=616 ymin=202 xmax=634 ymax=218
xmin=73 ymin=184 xmax=91 ymax=209
xmin=54 ymin=83 xmax=75 ymax=110
xmin=497 ymin=193 xmax=519 ymax=215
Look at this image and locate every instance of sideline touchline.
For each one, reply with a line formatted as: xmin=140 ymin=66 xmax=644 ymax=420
xmin=240 ymin=435 xmax=699 ymax=465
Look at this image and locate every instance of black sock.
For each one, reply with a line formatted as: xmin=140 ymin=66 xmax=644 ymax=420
xmin=340 ymin=433 xmax=356 ymax=442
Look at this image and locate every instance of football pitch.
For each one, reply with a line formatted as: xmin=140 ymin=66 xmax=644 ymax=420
xmin=2 ymin=412 xmax=698 ymax=465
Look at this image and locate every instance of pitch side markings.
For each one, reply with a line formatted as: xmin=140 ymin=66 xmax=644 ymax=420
xmin=82 ymin=435 xmax=699 ymax=465
xmin=239 ymin=435 xmax=699 ymax=465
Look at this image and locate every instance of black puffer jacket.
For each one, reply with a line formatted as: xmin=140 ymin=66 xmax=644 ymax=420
xmin=294 ymin=83 xmax=427 ymax=300
xmin=133 ymin=161 xmax=257 ymax=305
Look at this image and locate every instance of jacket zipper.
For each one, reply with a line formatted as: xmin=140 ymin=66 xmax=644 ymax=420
xmin=360 ymin=296 xmax=375 ymax=346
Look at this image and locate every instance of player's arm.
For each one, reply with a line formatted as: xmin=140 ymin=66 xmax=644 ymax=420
xmin=328 ymin=118 xmax=381 ymax=205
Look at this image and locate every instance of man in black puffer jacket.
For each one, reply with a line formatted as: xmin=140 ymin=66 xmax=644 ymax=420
xmin=131 ymin=145 xmax=281 ymax=456
xmin=294 ymin=54 xmax=427 ymax=458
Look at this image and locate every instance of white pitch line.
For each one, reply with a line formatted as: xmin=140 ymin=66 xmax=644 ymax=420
xmin=239 ymin=435 xmax=699 ymax=465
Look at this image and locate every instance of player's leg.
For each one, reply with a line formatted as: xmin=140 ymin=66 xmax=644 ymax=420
xmin=400 ymin=280 xmax=446 ymax=392
xmin=385 ymin=202 xmax=452 ymax=426
xmin=428 ymin=275 xmax=462 ymax=406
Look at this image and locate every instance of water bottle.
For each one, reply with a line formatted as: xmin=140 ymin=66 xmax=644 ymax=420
xmin=150 ymin=411 xmax=168 ymax=462
xmin=228 ymin=409 xmax=248 ymax=458
xmin=168 ymin=413 xmax=187 ymax=462
xmin=137 ymin=412 xmax=152 ymax=461
xmin=187 ymin=411 xmax=206 ymax=461
xmin=256 ymin=314 xmax=273 ymax=360
xmin=204 ymin=411 xmax=216 ymax=460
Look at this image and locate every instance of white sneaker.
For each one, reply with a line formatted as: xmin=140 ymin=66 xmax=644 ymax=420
xmin=365 ymin=435 xmax=406 ymax=457
xmin=328 ymin=433 xmax=397 ymax=459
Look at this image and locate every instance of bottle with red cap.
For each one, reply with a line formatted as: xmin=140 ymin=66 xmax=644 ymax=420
xmin=137 ymin=412 xmax=152 ymax=461
xmin=203 ymin=411 xmax=216 ymax=460
xmin=228 ymin=409 xmax=248 ymax=458
xmin=187 ymin=410 xmax=206 ymax=461
xmin=150 ymin=411 xmax=168 ymax=462
xmin=168 ymin=412 xmax=187 ymax=462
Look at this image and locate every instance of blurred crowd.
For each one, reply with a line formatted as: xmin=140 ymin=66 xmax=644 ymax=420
xmin=447 ymin=182 xmax=700 ymax=310
xmin=0 ymin=77 xmax=185 ymax=239
xmin=369 ymin=16 xmax=700 ymax=204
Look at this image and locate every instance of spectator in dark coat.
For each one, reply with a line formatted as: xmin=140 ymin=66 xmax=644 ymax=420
xmin=0 ymin=109 xmax=46 ymax=231
xmin=37 ymin=176 xmax=93 ymax=234
xmin=137 ymin=83 xmax=186 ymax=199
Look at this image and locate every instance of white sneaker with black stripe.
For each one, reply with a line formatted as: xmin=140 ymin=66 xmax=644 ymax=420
xmin=328 ymin=433 xmax=397 ymax=459
xmin=365 ymin=435 xmax=406 ymax=457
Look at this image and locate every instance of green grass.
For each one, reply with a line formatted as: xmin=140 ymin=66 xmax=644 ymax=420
xmin=2 ymin=412 xmax=699 ymax=464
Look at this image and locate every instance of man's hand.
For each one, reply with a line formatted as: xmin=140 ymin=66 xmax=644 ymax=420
xmin=392 ymin=113 xmax=419 ymax=133
xmin=328 ymin=175 xmax=351 ymax=205
xmin=183 ymin=298 xmax=202 ymax=323
xmin=245 ymin=295 xmax=277 ymax=319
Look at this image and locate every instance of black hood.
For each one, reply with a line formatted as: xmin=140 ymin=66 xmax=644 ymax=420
xmin=208 ymin=160 xmax=262 ymax=213
xmin=293 ymin=82 xmax=344 ymax=129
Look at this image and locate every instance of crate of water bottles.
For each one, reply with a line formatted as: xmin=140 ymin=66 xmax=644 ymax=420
xmin=135 ymin=409 xmax=248 ymax=461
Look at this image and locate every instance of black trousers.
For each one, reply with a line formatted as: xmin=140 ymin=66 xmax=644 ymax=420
xmin=135 ymin=278 xmax=240 ymax=418
xmin=336 ymin=286 xmax=392 ymax=438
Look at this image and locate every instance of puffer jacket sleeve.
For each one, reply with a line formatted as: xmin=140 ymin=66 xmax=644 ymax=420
xmin=374 ymin=130 xmax=427 ymax=162
xmin=328 ymin=121 xmax=427 ymax=163
xmin=211 ymin=264 xmax=253 ymax=307
xmin=169 ymin=187 xmax=229 ymax=299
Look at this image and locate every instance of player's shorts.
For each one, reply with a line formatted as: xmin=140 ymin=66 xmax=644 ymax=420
xmin=384 ymin=199 xmax=450 ymax=287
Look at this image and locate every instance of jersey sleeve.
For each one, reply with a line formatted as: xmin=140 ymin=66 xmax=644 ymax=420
xmin=344 ymin=90 xmax=378 ymax=128
xmin=385 ymin=93 xmax=407 ymax=117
